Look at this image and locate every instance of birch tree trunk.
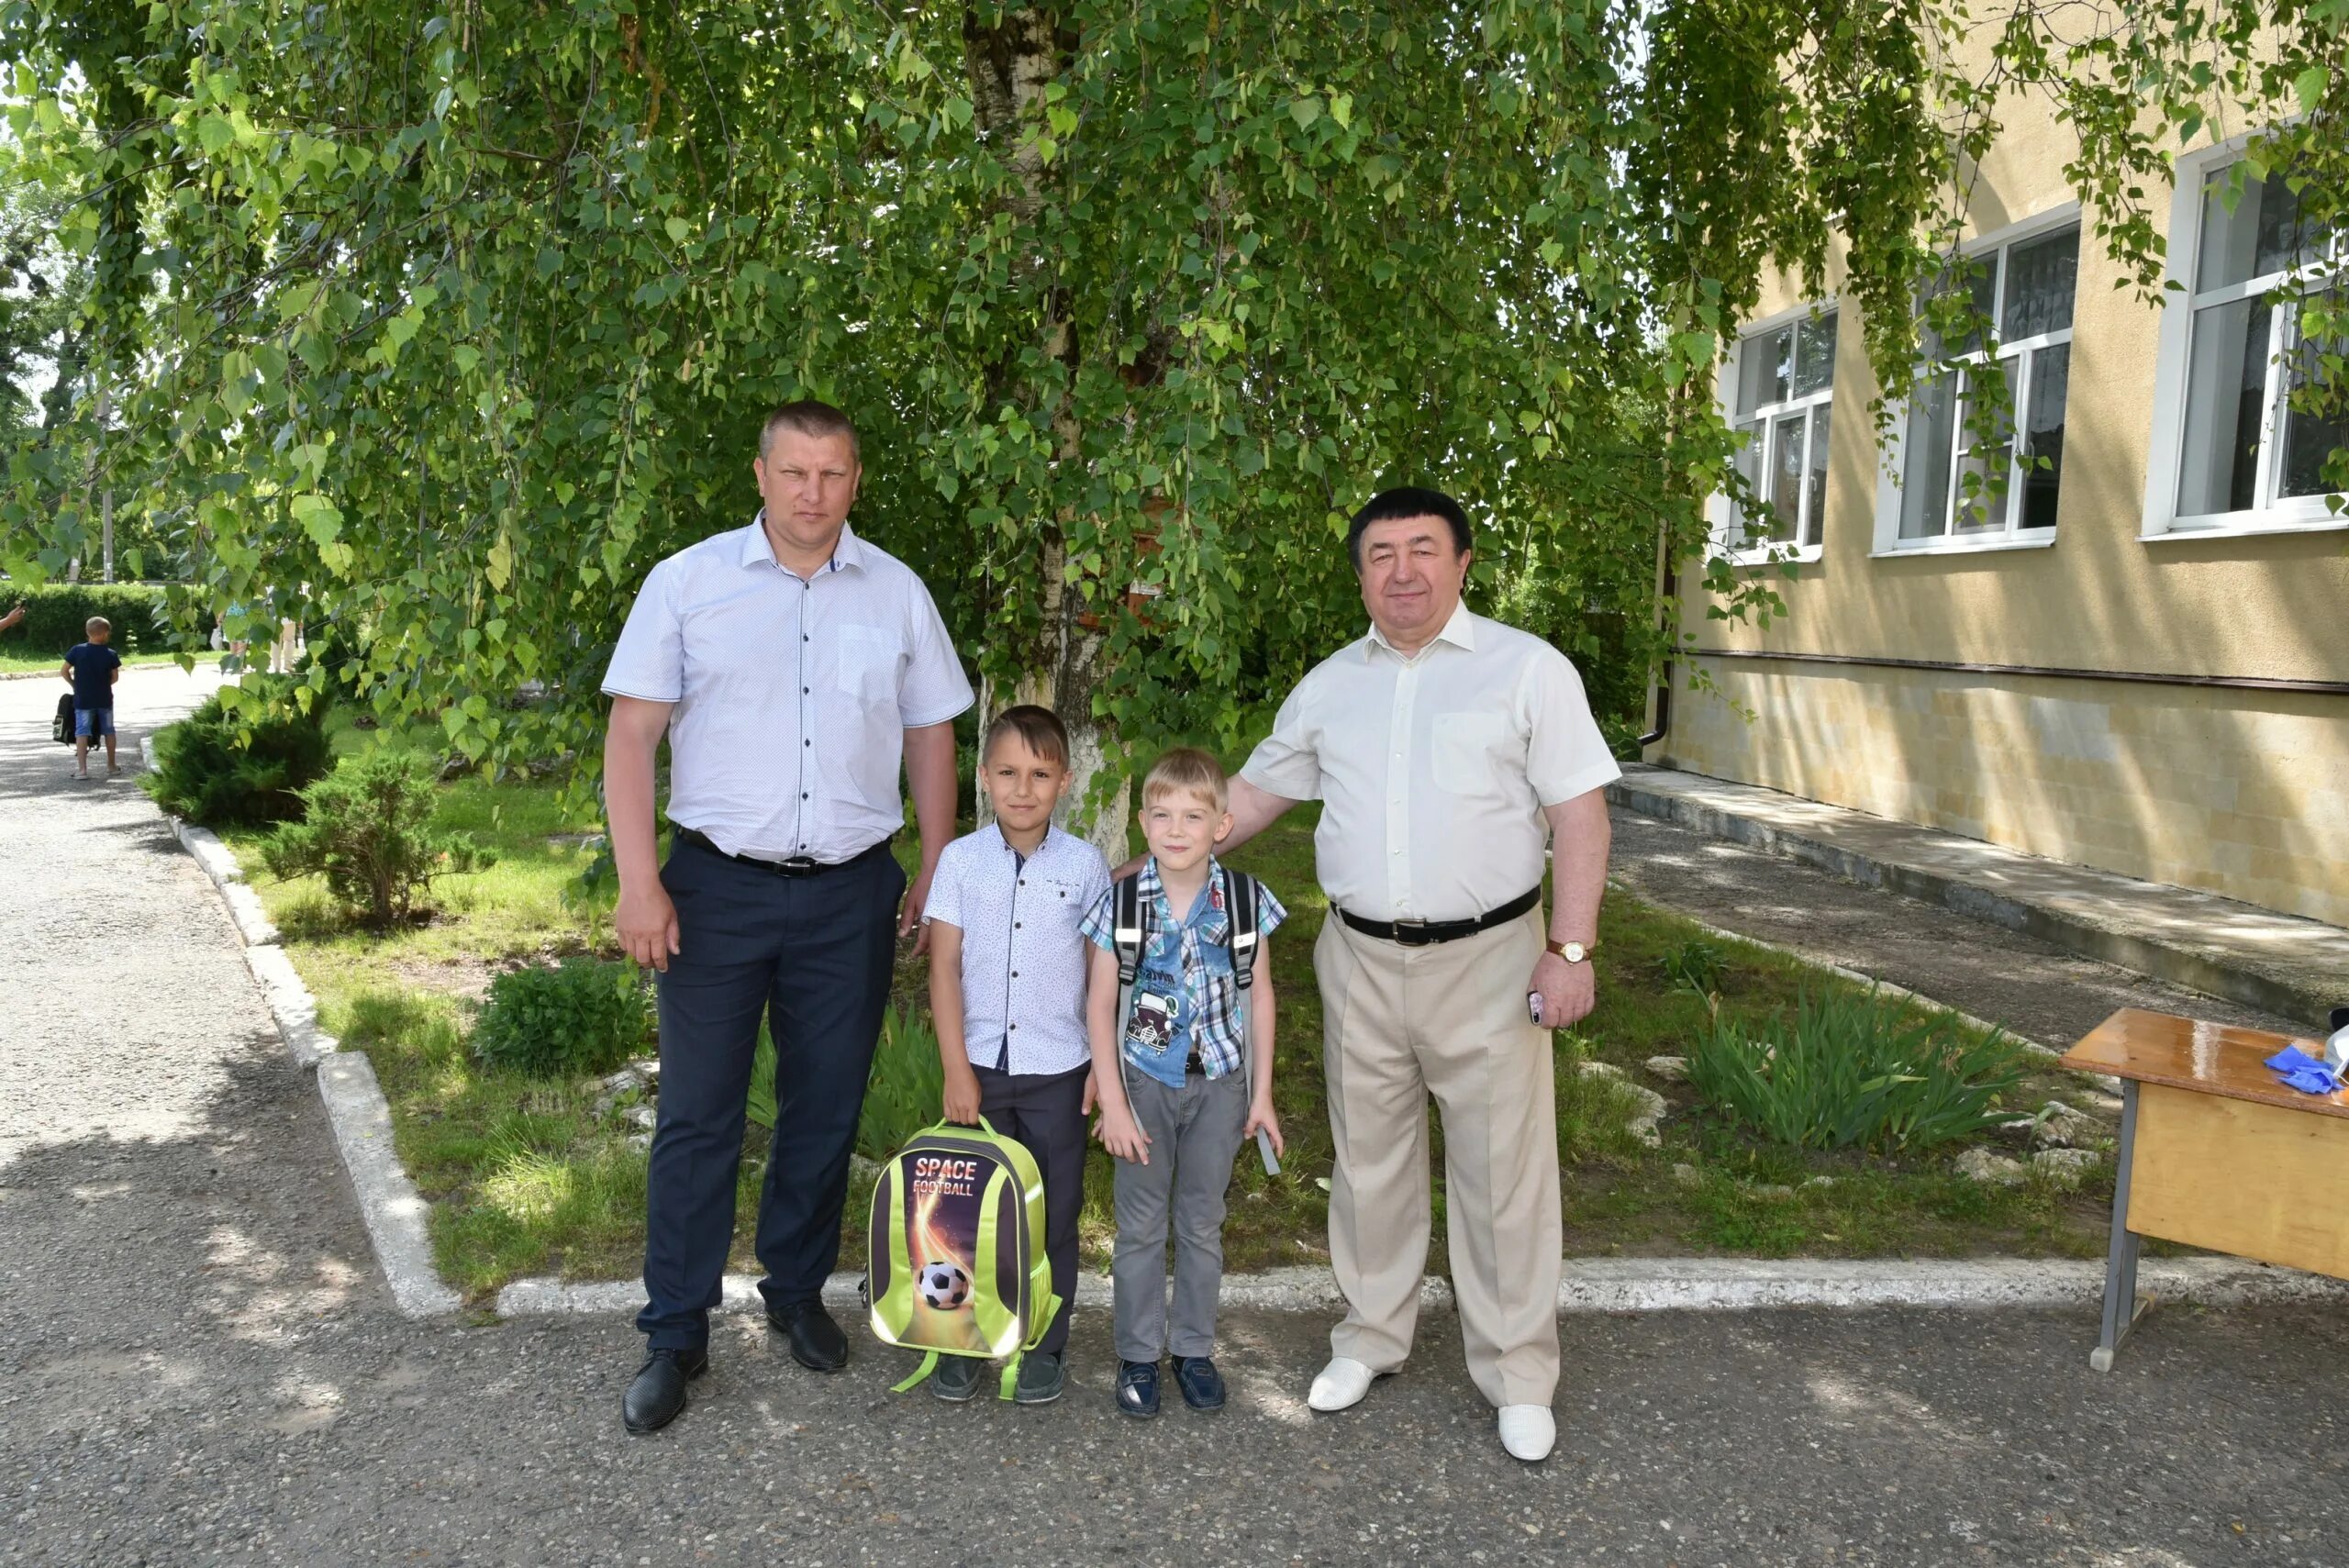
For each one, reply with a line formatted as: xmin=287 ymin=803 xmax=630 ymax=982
xmin=963 ymin=5 xmax=1130 ymax=867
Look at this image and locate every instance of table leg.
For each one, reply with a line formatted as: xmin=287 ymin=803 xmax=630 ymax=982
xmin=2090 ymin=1079 xmax=2148 ymax=1373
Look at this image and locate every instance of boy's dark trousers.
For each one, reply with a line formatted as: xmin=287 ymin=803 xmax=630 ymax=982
xmin=638 ymin=832 xmax=904 ymax=1351
xmin=973 ymin=1061 xmax=1088 ymax=1358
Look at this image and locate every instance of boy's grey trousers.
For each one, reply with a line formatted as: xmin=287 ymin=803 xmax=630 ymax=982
xmin=1112 ymin=1068 xmax=1251 ymax=1362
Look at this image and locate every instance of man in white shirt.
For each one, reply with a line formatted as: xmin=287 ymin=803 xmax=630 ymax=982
xmin=1224 ymin=486 xmax=1618 ymax=1463
xmin=602 ymin=401 xmax=973 ymax=1434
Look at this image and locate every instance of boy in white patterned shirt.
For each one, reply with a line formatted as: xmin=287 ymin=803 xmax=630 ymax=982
xmin=922 ymin=705 xmax=1109 ymax=1404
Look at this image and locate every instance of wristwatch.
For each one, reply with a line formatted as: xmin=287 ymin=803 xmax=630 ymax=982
xmin=1545 ymin=939 xmax=1597 ymax=964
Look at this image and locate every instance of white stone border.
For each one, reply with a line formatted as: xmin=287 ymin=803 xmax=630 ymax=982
xmin=145 ymin=735 xmax=2340 ymax=1329
xmin=147 ymin=733 xmax=461 ymax=1317
xmin=495 ymin=1253 xmax=2347 ymax=1319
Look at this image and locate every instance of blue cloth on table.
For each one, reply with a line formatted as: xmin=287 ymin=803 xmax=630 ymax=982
xmin=2264 ymin=1045 xmax=2343 ymax=1096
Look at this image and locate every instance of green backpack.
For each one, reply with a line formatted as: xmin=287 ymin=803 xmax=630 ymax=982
xmin=866 ymin=1117 xmax=1060 ymax=1400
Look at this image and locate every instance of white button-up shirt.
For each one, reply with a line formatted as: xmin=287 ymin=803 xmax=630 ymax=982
xmin=926 ymin=824 xmax=1110 ymax=1076
xmin=602 ymin=517 xmax=974 ymax=862
xmin=1241 ymin=601 xmax=1620 ymax=922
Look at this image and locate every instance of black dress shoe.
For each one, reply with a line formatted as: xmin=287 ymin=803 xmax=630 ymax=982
xmin=1173 ymin=1354 xmax=1226 ymax=1410
xmin=766 ymin=1298 xmax=849 ymax=1372
xmin=622 ymin=1345 xmax=707 ymax=1434
xmin=1115 ymin=1359 xmax=1161 ymax=1418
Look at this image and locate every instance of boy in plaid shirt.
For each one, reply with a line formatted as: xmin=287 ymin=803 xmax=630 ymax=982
xmin=1082 ymin=748 xmax=1286 ymax=1418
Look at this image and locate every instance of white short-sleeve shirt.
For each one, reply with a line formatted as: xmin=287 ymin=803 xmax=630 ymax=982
xmin=926 ymin=824 xmax=1111 ymax=1076
xmin=1241 ymin=600 xmax=1620 ymax=922
xmin=602 ymin=517 xmax=974 ymax=862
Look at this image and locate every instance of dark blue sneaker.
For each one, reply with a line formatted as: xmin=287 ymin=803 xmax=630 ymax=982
xmin=1173 ymin=1355 xmax=1225 ymax=1410
xmin=1115 ymin=1359 xmax=1161 ymax=1418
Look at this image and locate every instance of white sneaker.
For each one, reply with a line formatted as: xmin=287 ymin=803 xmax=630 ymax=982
xmin=1307 ymin=1356 xmax=1376 ymax=1412
xmin=1497 ymin=1404 xmax=1556 ymax=1462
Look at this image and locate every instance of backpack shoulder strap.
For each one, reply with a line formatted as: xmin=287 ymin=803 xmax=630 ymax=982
xmin=1112 ymin=873 xmax=1147 ymax=985
xmin=1224 ymin=870 xmax=1261 ymax=990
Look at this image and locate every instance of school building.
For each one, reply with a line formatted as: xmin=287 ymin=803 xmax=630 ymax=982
xmin=1651 ymin=88 xmax=2349 ymax=929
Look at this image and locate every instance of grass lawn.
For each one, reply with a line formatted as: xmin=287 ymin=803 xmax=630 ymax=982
xmin=0 ymin=646 xmax=205 ymax=674
xmin=223 ymin=757 xmax=2121 ymax=1303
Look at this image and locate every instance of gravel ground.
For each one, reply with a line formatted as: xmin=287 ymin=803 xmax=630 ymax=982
xmin=1608 ymin=807 xmax=2314 ymax=1046
xmin=5 ymin=671 xmax=2347 ymax=1566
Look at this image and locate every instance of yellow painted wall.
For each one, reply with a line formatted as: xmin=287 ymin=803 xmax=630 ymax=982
xmin=1660 ymin=660 xmax=2349 ymax=927
xmin=1662 ymin=50 xmax=2349 ymax=925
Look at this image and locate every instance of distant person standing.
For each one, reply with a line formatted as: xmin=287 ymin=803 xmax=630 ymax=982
xmin=61 ymin=617 xmax=123 ymax=780
xmin=602 ymin=400 xmax=974 ymax=1435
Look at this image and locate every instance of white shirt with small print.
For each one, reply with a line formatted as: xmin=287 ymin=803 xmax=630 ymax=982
xmin=601 ymin=517 xmax=974 ymax=863
xmin=926 ymin=823 xmax=1110 ymax=1076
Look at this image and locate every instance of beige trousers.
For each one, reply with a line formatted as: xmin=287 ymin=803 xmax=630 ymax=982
xmin=1316 ymin=906 xmax=1561 ymax=1408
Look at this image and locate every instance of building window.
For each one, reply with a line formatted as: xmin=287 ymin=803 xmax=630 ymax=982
xmin=1724 ymin=309 xmax=1835 ymax=555
xmin=1895 ymin=223 xmax=2078 ymax=546
xmin=2164 ymin=160 xmax=2343 ymax=530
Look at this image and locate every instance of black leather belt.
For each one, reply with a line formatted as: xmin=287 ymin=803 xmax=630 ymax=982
xmin=1336 ymin=885 xmax=1542 ymax=946
xmin=675 ymin=827 xmax=892 ymax=878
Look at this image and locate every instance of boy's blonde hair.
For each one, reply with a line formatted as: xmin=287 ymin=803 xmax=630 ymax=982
xmin=85 ymin=616 xmax=110 ymax=634
xmin=1141 ymin=746 xmax=1228 ymax=814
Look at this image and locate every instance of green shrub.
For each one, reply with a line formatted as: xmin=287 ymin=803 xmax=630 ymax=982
xmin=143 ymin=676 xmax=332 ymax=827
xmin=472 ymin=958 xmax=654 ymax=1079
xmin=0 ymin=582 xmax=195 ymax=658
xmin=746 ymin=1004 xmax=947 ymax=1160
xmin=1687 ymin=987 xmax=2025 ymax=1154
xmin=1659 ymin=936 xmax=1732 ymax=997
xmin=261 ymin=751 xmax=494 ymax=928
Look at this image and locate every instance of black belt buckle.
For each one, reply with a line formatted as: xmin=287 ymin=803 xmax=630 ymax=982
xmin=1389 ymin=917 xmax=1434 ymax=948
xmin=775 ymin=856 xmax=821 ymax=878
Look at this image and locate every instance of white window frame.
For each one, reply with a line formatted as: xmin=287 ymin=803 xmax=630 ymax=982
xmin=1711 ymin=301 xmax=1835 ymax=566
xmin=1871 ymin=203 xmax=2079 ymax=558
xmin=2143 ymin=133 xmax=2346 ymax=541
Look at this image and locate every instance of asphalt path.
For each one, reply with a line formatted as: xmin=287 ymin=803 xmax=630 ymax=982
xmin=4 ymin=670 xmax=2346 ymax=1566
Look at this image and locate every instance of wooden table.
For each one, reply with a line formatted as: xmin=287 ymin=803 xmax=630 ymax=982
xmin=2060 ymin=1007 xmax=2346 ymax=1371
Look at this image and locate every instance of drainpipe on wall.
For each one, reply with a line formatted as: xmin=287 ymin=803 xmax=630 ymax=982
xmin=1635 ymin=523 xmax=1675 ymax=753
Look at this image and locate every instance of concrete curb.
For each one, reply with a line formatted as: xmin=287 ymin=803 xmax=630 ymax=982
xmin=1609 ymin=772 xmax=2334 ymax=1026
xmin=494 ymin=1266 xmax=1432 ymax=1321
xmin=495 ymin=1253 xmax=2345 ymax=1320
xmin=317 ymin=1053 xmax=463 ymax=1317
xmin=149 ymin=736 xmax=453 ymax=1317
xmin=170 ymin=819 xmax=280 ymax=946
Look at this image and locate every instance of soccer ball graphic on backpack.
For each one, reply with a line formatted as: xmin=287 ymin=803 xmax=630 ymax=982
xmin=918 ymin=1261 xmax=972 ymax=1311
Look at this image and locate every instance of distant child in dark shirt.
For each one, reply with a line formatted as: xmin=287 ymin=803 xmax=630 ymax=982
xmin=61 ymin=616 xmax=123 ymax=780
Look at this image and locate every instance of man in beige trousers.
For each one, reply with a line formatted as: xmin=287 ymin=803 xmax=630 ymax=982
xmin=1219 ymin=486 xmax=1617 ymax=1462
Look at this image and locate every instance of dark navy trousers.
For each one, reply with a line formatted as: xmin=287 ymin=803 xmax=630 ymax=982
xmin=972 ymin=1061 xmax=1089 ymax=1358
xmin=638 ymin=833 xmax=904 ymax=1351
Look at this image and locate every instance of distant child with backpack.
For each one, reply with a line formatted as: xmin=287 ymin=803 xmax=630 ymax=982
xmin=1082 ymin=747 xmax=1286 ymax=1418
xmin=61 ymin=616 xmax=124 ymax=780
xmin=920 ymin=705 xmax=1110 ymax=1405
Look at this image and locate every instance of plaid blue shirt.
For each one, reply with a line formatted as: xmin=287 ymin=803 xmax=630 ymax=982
xmin=1079 ymin=856 xmax=1286 ymax=1088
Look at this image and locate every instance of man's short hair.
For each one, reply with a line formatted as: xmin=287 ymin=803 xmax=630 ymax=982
xmin=982 ymin=704 xmax=1071 ymax=770
xmin=1346 ymin=486 xmax=1472 ymax=570
xmin=85 ymin=616 xmax=110 ymax=633
xmin=1141 ymin=747 xmax=1229 ymax=814
xmin=759 ymin=399 xmax=860 ymax=462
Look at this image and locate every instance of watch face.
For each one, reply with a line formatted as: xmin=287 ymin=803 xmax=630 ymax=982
xmin=1563 ymin=942 xmax=1586 ymax=964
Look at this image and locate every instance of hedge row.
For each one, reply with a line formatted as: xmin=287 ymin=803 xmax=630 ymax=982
xmin=0 ymin=583 xmax=215 ymax=656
